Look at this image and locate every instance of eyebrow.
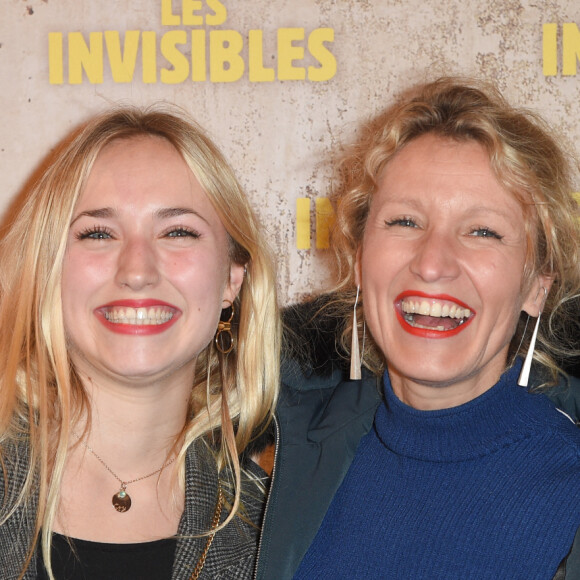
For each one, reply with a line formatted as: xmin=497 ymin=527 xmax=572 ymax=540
xmin=155 ymin=207 xmax=203 ymax=221
xmin=70 ymin=207 xmax=115 ymax=225
xmin=70 ymin=206 xmax=208 ymax=225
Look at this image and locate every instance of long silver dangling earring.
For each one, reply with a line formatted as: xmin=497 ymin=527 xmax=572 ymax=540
xmin=518 ymin=287 xmax=547 ymax=387
xmin=350 ymin=286 xmax=362 ymax=380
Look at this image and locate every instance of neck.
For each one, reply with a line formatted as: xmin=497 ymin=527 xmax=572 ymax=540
xmin=72 ymin=369 xmax=193 ymax=473
xmin=56 ymin=365 xmax=194 ymax=540
xmin=388 ymin=359 xmax=508 ymax=411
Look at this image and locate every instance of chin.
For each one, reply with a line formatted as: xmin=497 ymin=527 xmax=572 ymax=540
xmin=389 ymin=360 xmax=470 ymax=387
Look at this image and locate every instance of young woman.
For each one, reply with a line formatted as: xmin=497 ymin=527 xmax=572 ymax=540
xmin=0 ymin=107 xmax=280 ymax=579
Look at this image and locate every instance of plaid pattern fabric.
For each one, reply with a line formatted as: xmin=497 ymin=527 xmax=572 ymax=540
xmin=0 ymin=438 xmax=266 ymax=580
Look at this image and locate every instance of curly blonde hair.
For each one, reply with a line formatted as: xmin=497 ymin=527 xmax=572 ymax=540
xmin=331 ymin=77 xmax=579 ymax=381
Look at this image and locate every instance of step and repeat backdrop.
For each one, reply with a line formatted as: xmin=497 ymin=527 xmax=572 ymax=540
xmin=1 ymin=0 xmax=579 ymax=305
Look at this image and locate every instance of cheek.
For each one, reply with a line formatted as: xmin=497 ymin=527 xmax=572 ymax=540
xmin=61 ymin=261 xmax=90 ymax=348
xmin=62 ymin=252 xmax=108 ymax=301
xmin=360 ymin=262 xmax=396 ymax=348
xmin=464 ymin=258 xmax=528 ymax=345
xmin=468 ymin=253 xmax=526 ymax=305
xmin=61 ymin=254 xmax=85 ymax=304
xmin=360 ymin=240 xmax=399 ymax=300
xmin=169 ymin=252 xmax=231 ymax=303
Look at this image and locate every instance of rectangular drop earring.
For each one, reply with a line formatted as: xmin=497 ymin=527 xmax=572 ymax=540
xmin=350 ymin=286 xmax=362 ymax=380
xmin=518 ymin=287 xmax=547 ymax=387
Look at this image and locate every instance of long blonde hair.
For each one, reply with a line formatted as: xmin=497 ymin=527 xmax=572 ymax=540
xmin=0 ymin=106 xmax=280 ymax=576
xmin=331 ymin=77 xmax=580 ymax=382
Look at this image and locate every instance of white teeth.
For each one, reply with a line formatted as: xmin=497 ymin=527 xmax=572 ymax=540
xmin=104 ymin=306 xmax=173 ymax=325
xmin=401 ymin=299 xmax=471 ymax=320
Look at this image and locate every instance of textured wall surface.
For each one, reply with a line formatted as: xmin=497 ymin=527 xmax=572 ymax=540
xmin=1 ymin=0 xmax=579 ymax=303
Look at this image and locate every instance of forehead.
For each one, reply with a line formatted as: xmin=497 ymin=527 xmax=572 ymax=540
xmin=381 ymin=134 xmax=492 ymax=183
xmin=375 ymin=134 xmax=526 ymax=215
xmin=75 ymin=135 xmax=218 ymax=219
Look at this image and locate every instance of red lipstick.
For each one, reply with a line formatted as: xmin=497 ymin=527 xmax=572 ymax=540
xmin=394 ymin=291 xmax=475 ymax=339
xmin=95 ymin=300 xmax=181 ymax=336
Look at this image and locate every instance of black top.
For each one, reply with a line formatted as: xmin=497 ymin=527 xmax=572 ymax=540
xmin=36 ymin=533 xmax=176 ymax=580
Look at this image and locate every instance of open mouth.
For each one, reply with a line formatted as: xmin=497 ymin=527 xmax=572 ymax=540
xmin=102 ymin=306 xmax=175 ymax=326
xmin=95 ymin=301 xmax=181 ymax=335
xmin=401 ymin=298 xmax=471 ymax=331
xmin=396 ymin=294 xmax=474 ymax=337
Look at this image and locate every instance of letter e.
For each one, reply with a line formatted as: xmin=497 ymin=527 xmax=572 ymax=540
xmin=278 ymin=28 xmax=306 ymax=81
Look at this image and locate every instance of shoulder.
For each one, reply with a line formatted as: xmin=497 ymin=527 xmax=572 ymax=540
xmin=0 ymin=436 xmax=38 ymax=579
xmin=279 ymin=296 xmax=382 ymax=447
xmin=0 ymin=435 xmax=33 ymax=514
xmin=281 ymin=293 xmax=377 ymax=394
xmin=176 ymin=440 xmax=265 ymax=579
xmin=516 ymin=387 xmax=580 ymax=480
xmin=562 ymin=526 xmax=580 ymax=580
xmin=543 ymin=373 xmax=580 ymax=425
xmin=184 ymin=438 xmax=266 ymax=526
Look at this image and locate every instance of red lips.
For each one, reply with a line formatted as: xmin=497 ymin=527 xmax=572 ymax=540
xmin=395 ymin=291 xmax=475 ymax=339
xmin=95 ymin=299 xmax=181 ymax=336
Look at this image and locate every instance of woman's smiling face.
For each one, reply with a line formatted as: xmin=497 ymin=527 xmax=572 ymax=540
xmin=358 ymin=133 xmax=549 ymax=409
xmin=62 ymin=135 xmax=244 ymax=390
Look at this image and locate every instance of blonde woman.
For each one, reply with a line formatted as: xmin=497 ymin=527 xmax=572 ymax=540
xmin=0 ymin=107 xmax=280 ymax=579
xmin=258 ymin=79 xmax=580 ymax=579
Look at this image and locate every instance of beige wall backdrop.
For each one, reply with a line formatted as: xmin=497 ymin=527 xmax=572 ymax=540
xmin=1 ymin=0 xmax=579 ymax=304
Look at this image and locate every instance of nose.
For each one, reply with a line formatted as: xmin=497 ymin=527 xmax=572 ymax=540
xmin=409 ymin=229 xmax=461 ymax=283
xmin=115 ymin=237 xmax=160 ymax=290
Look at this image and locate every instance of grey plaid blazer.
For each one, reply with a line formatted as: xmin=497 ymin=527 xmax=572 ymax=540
xmin=0 ymin=437 xmax=266 ymax=579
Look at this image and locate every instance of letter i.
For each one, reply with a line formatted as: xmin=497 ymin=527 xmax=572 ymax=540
xmin=49 ymin=33 xmax=64 ymax=84
xmin=543 ymin=23 xmax=558 ymax=76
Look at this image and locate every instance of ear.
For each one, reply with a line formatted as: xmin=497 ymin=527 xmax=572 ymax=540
xmin=354 ymin=246 xmax=362 ymax=287
xmin=222 ymin=262 xmax=246 ymax=307
xmin=521 ymin=274 xmax=553 ymax=317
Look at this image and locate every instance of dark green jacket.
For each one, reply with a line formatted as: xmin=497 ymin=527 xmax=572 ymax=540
xmin=256 ymin=300 xmax=580 ymax=580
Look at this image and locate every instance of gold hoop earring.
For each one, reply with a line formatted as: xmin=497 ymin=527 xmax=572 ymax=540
xmin=215 ymin=303 xmax=235 ymax=354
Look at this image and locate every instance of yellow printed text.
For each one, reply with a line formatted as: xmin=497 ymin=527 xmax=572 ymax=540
xmin=296 ymin=197 xmax=335 ymax=250
xmin=48 ymin=28 xmax=336 ymax=85
xmin=543 ymin=22 xmax=580 ymax=76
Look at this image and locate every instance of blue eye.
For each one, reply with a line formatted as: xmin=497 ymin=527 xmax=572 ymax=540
xmin=76 ymin=227 xmax=112 ymax=240
xmin=165 ymin=228 xmax=200 ymax=238
xmin=469 ymin=227 xmax=503 ymax=240
xmin=385 ymin=218 xmax=418 ymax=228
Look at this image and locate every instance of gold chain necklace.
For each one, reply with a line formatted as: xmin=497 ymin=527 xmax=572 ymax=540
xmin=78 ymin=437 xmax=176 ymax=512
xmin=189 ymin=483 xmax=224 ymax=580
xmin=75 ymin=434 xmax=223 ymax=579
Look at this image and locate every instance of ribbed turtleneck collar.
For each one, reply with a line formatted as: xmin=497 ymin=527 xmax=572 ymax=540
xmin=374 ymin=361 xmax=551 ymax=462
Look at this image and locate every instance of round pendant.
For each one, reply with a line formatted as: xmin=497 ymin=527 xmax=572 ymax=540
xmin=112 ymin=489 xmax=132 ymax=512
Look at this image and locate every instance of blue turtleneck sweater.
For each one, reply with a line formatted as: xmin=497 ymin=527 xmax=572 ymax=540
xmin=294 ymin=364 xmax=580 ymax=579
